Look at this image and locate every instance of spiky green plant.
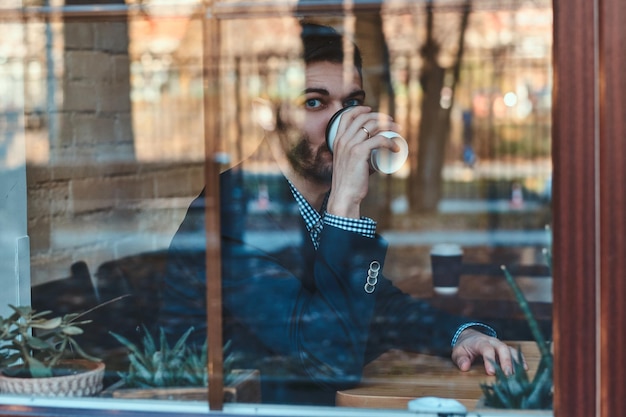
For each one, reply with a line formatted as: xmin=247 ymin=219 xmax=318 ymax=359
xmin=110 ymin=326 xmax=237 ymax=389
xmin=480 ymin=242 xmax=553 ymax=410
xmin=0 ymin=305 xmax=100 ymax=378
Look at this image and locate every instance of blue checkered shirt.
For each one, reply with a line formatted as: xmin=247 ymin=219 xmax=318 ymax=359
xmin=287 ymin=180 xmax=376 ymax=250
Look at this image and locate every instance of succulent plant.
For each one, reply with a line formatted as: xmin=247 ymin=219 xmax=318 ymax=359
xmin=110 ymin=326 xmax=238 ymax=389
xmin=480 ymin=243 xmax=553 ymax=410
xmin=480 ymin=340 xmax=553 ymax=409
xmin=0 ymin=305 xmax=100 ymax=378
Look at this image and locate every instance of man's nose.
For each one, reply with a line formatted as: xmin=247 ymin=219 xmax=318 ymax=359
xmin=331 ymin=101 xmax=345 ymax=114
xmin=328 ymin=103 xmax=344 ymax=122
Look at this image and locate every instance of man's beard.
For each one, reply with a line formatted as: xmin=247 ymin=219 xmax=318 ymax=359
xmin=281 ymin=133 xmax=333 ymax=185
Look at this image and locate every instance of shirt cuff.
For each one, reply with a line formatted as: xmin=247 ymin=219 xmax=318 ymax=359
xmin=323 ymin=212 xmax=377 ymax=239
xmin=451 ymin=322 xmax=498 ymax=347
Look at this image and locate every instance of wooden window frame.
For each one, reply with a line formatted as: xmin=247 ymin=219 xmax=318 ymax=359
xmin=553 ymin=0 xmax=626 ymax=416
xmin=0 ymin=0 xmax=623 ymax=415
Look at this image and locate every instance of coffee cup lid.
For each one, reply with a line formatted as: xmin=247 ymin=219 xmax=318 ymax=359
xmin=430 ymin=243 xmax=463 ymax=256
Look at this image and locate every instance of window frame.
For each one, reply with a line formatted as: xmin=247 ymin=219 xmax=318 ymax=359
xmin=552 ymin=0 xmax=626 ymax=416
xmin=0 ymin=0 xmax=623 ymax=415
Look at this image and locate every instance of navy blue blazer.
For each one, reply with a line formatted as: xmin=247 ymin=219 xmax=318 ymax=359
xmin=157 ymin=142 xmax=469 ymax=405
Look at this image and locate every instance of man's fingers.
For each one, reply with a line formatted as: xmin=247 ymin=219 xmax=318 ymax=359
xmin=495 ymin=343 xmax=514 ymax=375
xmin=455 ymin=355 xmax=472 ymax=372
xmin=480 ymin=347 xmax=497 ymax=375
xmin=451 ymin=330 xmax=528 ymax=376
xmin=509 ymin=346 xmax=529 ymax=370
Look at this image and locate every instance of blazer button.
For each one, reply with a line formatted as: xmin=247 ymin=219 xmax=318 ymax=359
xmin=365 ymin=261 xmax=380 ymax=293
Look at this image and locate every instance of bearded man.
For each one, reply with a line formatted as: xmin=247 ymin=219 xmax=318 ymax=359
xmin=158 ymin=22 xmax=521 ymax=406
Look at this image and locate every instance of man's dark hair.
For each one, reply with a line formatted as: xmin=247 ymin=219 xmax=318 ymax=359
xmin=300 ymin=22 xmax=363 ymax=77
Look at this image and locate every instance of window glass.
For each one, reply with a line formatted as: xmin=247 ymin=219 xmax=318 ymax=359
xmin=0 ymin=0 xmax=553 ymax=415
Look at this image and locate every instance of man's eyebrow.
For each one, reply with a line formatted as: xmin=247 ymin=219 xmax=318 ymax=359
xmin=300 ymin=88 xmax=365 ymax=100
xmin=346 ymin=89 xmax=366 ymax=99
xmin=299 ymin=88 xmax=366 ymax=100
xmin=302 ymin=88 xmax=330 ymax=96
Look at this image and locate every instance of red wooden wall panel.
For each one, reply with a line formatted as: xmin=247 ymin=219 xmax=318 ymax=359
xmin=552 ymin=0 xmax=598 ymax=416
xmin=554 ymin=0 xmax=626 ymax=415
xmin=599 ymin=0 xmax=626 ymax=414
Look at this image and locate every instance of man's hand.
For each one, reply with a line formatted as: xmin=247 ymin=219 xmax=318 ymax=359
xmin=326 ymin=106 xmax=400 ymax=219
xmin=451 ymin=328 xmax=527 ymax=375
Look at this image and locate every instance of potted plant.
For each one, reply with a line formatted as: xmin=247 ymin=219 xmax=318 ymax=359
xmin=479 ymin=245 xmax=553 ymax=410
xmin=0 ymin=305 xmax=105 ymax=397
xmin=106 ymin=326 xmax=260 ymax=403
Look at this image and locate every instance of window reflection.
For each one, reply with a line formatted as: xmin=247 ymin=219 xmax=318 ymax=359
xmin=0 ymin=0 xmax=552 ymax=412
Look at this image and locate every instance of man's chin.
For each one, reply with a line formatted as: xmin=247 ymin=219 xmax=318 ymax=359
xmin=303 ymin=168 xmax=332 ymax=185
xmin=315 ymin=159 xmax=333 ymax=183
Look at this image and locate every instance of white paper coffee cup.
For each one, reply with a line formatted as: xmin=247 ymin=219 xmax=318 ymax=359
xmin=326 ymin=107 xmax=408 ymax=174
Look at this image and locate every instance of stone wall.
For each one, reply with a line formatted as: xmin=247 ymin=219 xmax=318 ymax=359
xmin=55 ymin=19 xmax=134 ymax=165
xmin=27 ymin=15 xmax=205 ymax=286
xmin=26 ymin=160 xmax=204 ymax=286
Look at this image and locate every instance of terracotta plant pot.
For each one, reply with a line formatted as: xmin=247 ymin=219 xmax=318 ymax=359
xmin=0 ymin=360 xmax=105 ymax=397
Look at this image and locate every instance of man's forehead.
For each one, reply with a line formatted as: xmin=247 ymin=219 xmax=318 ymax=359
xmin=302 ymin=61 xmax=362 ymax=92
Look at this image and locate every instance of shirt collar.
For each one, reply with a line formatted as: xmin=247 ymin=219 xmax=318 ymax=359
xmin=287 ymin=180 xmax=328 ymax=231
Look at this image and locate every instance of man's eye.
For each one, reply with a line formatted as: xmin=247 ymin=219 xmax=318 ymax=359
xmin=304 ymin=98 xmax=322 ymax=109
xmin=344 ymin=98 xmax=362 ymax=107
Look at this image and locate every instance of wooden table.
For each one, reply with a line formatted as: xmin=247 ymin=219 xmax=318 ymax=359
xmin=336 ymin=341 xmax=540 ymax=410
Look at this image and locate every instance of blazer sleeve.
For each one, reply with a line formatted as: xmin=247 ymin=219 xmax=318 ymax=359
xmin=365 ymin=272 xmax=468 ymax=362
